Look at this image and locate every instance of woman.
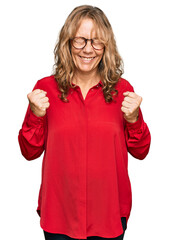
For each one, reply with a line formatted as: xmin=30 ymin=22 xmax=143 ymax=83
xmin=18 ymin=5 xmax=151 ymax=240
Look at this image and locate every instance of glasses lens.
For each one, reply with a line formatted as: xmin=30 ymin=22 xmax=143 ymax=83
xmin=72 ymin=37 xmax=85 ymax=49
xmin=92 ymin=39 xmax=104 ymax=50
xmin=71 ymin=37 xmax=104 ymax=50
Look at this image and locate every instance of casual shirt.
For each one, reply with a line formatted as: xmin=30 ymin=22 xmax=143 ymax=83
xmin=18 ymin=75 xmax=151 ymax=239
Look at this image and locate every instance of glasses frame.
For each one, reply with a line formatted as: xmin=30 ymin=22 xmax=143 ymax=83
xmin=70 ymin=37 xmax=105 ymax=51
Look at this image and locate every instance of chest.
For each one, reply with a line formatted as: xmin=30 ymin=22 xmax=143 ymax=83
xmin=47 ymin=87 xmax=124 ymax=134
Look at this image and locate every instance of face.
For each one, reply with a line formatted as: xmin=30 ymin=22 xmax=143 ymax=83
xmin=71 ymin=18 xmax=104 ymax=75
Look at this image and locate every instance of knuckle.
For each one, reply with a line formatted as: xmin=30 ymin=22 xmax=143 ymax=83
xmin=34 ymin=89 xmax=41 ymax=94
xmin=41 ymin=90 xmax=47 ymax=95
xmin=27 ymin=93 xmax=30 ymax=98
xmin=27 ymin=92 xmax=32 ymax=100
xmin=46 ymin=103 xmax=50 ymax=108
xmin=124 ymin=97 xmax=128 ymax=102
xmin=35 ymin=88 xmax=40 ymax=91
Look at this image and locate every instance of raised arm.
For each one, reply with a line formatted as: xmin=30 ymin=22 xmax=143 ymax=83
xmin=124 ymin=108 xmax=151 ymax=160
xmin=121 ymin=82 xmax=151 ymax=160
xmin=18 ymin=80 xmax=50 ymax=160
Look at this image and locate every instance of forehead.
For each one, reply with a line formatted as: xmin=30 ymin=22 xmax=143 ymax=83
xmin=75 ymin=18 xmax=97 ymax=38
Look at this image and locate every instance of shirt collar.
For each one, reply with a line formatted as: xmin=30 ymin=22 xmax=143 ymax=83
xmin=70 ymin=80 xmax=103 ymax=88
xmin=98 ymin=80 xmax=103 ymax=86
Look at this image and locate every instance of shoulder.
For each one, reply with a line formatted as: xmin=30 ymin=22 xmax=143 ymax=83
xmin=33 ymin=75 xmax=58 ymax=91
xmin=36 ymin=75 xmax=56 ymax=87
xmin=115 ymin=77 xmax=134 ymax=93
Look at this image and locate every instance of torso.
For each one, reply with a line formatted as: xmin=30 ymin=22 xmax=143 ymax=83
xmin=34 ymin=75 xmax=133 ymax=238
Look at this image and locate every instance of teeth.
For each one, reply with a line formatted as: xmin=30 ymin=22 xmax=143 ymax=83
xmin=80 ymin=56 xmax=95 ymax=60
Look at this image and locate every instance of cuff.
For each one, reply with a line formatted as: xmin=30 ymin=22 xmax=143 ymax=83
xmin=27 ymin=108 xmax=46 ymax=127
xmin=125 ymin=109 xmax=143 ymax=131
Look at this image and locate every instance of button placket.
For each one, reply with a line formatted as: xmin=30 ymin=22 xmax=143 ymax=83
xmin=71 ymin=84 xmax=101 ymax=103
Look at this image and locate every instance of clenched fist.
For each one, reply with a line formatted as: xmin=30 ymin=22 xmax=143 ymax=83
xmin=121 ymin=91 xmax=142 ymax=123
xmin=27 ymin=89 xmax=50 ymax=117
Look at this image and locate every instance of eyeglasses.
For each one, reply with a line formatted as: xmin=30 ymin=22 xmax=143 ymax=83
xmin=70 ymin=37 xmax=104 ymax=50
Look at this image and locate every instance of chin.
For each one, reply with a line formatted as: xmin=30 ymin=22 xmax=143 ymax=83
xmin=78 ymin=64 xmax=96 ymax=72
xmin=80 ymin=68 xmax=95 ymax=73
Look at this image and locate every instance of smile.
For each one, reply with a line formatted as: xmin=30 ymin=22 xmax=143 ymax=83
xmin=79 ymin=56 xmax=96 ymax=61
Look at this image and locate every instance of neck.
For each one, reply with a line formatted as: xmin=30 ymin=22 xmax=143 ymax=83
xmin=72 ymin=69 xmax=101 ymax=88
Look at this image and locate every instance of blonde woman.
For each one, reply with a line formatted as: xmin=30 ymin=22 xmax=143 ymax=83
xmin=18 ymin=5 xmax=151 ymax=240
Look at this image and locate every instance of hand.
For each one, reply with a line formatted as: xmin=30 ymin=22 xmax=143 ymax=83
xmin=27 ymin=89 xmax=50 ymax=117
xmin=121 ymin=91 xmax=142 ymax=123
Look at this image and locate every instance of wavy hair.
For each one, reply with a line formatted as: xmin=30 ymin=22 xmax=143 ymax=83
xmin=53 ymin=5 xmax=124 ymax=103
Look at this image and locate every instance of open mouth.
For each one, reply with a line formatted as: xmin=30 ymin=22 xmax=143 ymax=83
xmin=79 ymin=56 xmax=96 ymax=61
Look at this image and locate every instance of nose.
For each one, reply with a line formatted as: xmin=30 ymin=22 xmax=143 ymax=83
xmin=83 ymin=40 xmax=93 ymax=52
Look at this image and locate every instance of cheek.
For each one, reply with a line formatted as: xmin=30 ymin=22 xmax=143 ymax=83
xmin=71 ymin=53 xmax=78 ymax=67
xmin=96 ymin=53 xmax=104 ymax=64
xmin=97 ymin=50 xmax=104 ymax=59
xmin=71 ymin=50 xmax=80 ymax=65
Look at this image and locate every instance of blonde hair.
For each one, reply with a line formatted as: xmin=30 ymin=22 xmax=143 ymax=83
xmin=53 ymin=5 xmax=124 ymax=102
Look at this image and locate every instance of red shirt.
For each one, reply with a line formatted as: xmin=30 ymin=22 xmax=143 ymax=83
xmin=18 ymin=75 xmax=151 ymax=239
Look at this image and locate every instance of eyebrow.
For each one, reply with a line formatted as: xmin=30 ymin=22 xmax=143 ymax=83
xmin=75 ymin=36 xmax=99 ymax=39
